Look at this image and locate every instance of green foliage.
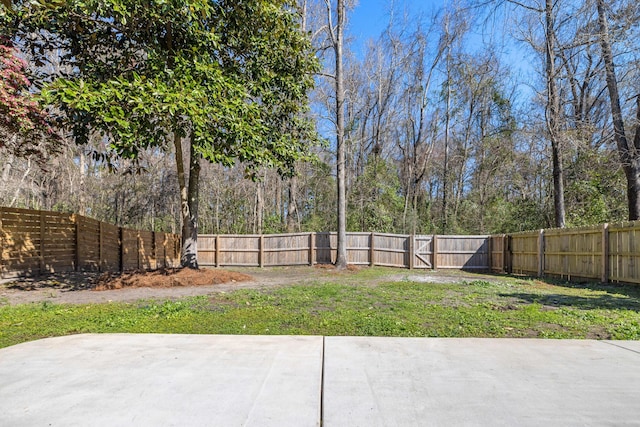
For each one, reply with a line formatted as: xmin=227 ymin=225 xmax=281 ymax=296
xmin=565 ymin=150 xmax=627 ymax=227
xmin=348 ymin=157 xmax=404 ymax=232
xmin=300 ymin=160 xmax=336 ymax=232
xmin=11 ymin=0 xmax=319 ymax=175
xmin=484 ymin=197 xmax=549 ymax=233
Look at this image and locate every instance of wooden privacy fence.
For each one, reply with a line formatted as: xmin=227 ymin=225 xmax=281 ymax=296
xmin=198 ymin=232 xmax=492 ymax=270
xmin=504 ymin=221 xmax=640 ymax=284
xmin=199 ymin=224 xmax=640 ymax=284
xmin=0 ymin=207 xmax=181 ymax=278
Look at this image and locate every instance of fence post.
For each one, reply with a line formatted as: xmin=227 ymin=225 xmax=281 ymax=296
xmin=99 ymin=221 xmax=104 ymax=272
xmin=151 ymin=231 xmax=157 ymax=270
xmin=487 ymin=235 xmax=492 ymax=271
xmin=433 ymin=235 xmax=438 ymax=270
xmin=215 ymin=235 xmax=221 ymax=267
xmin=537 ymin=229 xmax=545 ymax=277
xmin=137 ymin=231 xmax=141 ymax=270
xmin=500 ymin=234 xmax=509 ymax=273
xmin=370 ymin=232 xmax=375 ymax=267
xmin=408 ymin=234 xmax=414 ymax=269
xmin=602 ymin=223 xmax=609 ymax=283
xmin=162 ymin=233 xmax=173 ymax=268
xmin=0 ymin=207 xmax=3 ymax=278
xmin=73 ymin=214 xmax=80 ymax=272
xmin=309 ymin=232 xmax=316 ymax=266
xmin=176 ymin=235 xmax=181 ymax=267
xmin=259 ymin=235 xmax=264 ymax=268
xmin=506 ymin=235 xmax=513 ymax=274
xmin=39 ymin=210 xmax=45 ymax=274
xmin=119 ymin=227 xmax=124 ymax=272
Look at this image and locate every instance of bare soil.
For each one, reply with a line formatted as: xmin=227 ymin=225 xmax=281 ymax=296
xmin=92 ymin=268 xmax=253 ymax=291
xmin=0 ymin=266 xmax=499 ymax=306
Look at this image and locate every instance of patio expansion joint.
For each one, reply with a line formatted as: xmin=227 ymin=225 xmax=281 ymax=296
xmin=599 ymin=340 xmax=640 ymax=356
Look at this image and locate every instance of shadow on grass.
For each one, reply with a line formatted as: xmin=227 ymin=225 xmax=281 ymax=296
xmin=486 ymin=273 xmax=640 ymax=311
xmin=501 ymin=291 xmax=640 ymax=311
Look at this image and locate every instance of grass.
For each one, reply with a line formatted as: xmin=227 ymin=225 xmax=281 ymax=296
xmin=2 ymin=270 xmax=640 ymax=348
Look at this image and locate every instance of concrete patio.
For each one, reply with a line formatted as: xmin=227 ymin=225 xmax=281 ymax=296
xmin=1 ymin=334 xmax=639 ymax=426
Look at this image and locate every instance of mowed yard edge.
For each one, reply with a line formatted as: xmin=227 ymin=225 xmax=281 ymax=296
xmin=1 ymin=267 xmax=640 ymax=348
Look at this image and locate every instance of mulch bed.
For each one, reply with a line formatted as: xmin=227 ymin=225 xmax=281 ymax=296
xmin=93 ymin=268 xmax=253 ymax=291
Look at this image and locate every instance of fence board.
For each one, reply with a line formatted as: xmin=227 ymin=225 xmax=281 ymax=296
xmin=490 ymin=235 xmax=506 ymax=273
xmin=510 ymin=231 xmax=539 ymax=275
xmin=543 ymin=226 xmax=603 ymax=280
xmin=101 ymin=223 xmax=121 ymax=271
xmin=347 ymin=233 xmax=371 ymax=265
xmin=263 ymin=233 xmax=311 ymax=266
xmin=373 ymin=233 xmax=410 ymax=268
xmin=609 ymin=222 xmax=640 ymax=284
xmin=435 ymin=235 xmax=489 ymax=270
xmin=315 ymin=232 xmax=336 ymax=264
xmin=198 ymin=235 xmax=217 ymax=266
xmin=218 ymin=235 xmax=261 ymax=267
xmin=138 ymin=231 xmax=154 ymax=270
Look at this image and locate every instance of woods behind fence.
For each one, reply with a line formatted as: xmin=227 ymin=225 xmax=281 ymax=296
xmin=0 ymin=207 xmax=180 ymax=278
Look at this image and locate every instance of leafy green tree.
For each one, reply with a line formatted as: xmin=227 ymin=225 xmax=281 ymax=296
xmin=8 ymin=0 xmax=318 ymax=268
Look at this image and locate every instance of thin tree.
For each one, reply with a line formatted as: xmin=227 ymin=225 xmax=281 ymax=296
xmin=595 ymin=0 xmax=640 ymax=220
xmin=324 ymin=0 xmax=348 ymax=268
xmin=544 ymin=0 xmax=566 ymax=227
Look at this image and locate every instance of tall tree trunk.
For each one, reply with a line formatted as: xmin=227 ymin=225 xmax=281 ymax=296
xmin=442 ymin=52 xmax=451 ymax=233
xmin=174 ymin=132 xmax=200 ymax=269
xmin=287 ymin=175 xmax=299 ymax=232
xmin=255 ymin=180 xmax=264 ymax=234
xmin=596 ymin=0 xmax=640 ymax=220
xmin=78 ymin=150 xmax=87 ymax=215
xmin=333 ymin=0 xmax=348 ymax=268
xmin=545 ymin=0 xmax=566 ymax=228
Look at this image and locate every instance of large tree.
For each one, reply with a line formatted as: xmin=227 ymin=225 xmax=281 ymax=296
xmin=7 ymin=0 xmax=318 ymax=268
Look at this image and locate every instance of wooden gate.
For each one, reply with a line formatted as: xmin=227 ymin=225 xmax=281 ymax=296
xmin=413 ymin=235 xmax=433 ymax=269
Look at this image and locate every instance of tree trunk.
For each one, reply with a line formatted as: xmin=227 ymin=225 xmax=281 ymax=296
xmin=255 ymin=179 xmax=264 ymax=234
xmin=596 ymin=0 xmax=640 ymax=220
xmin=174 ymin=132 xmax=200 ymax=269
xmin=545 ymin=0 xmax=566 ymax=228
xmin=287 ymin=175 xmax=299 ymax=232
xmin=442 ymin=51 xmax=451 ymax=233
xmin=78 ymin=150 xmax=87 ymax=215
xmin=334 ymin=0 xmax=348 ymax=269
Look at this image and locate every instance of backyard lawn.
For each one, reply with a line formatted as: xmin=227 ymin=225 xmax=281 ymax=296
xmin=2 ymin=267 xmax=640 ymax=348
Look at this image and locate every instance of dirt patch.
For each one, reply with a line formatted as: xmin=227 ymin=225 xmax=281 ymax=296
xmin=0 ymin=268 xmax=263 ymax=306
xmin=93 ymin=268 xmax=252 ymax=291
xmin=0 ymin=266 xmax=509 ymax=306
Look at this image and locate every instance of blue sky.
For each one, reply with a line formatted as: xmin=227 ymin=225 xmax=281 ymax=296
xmin=348 ymin=1 xmax=443 ymax=56
xmin=346 ymin=0 xmax=535 ymax=82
